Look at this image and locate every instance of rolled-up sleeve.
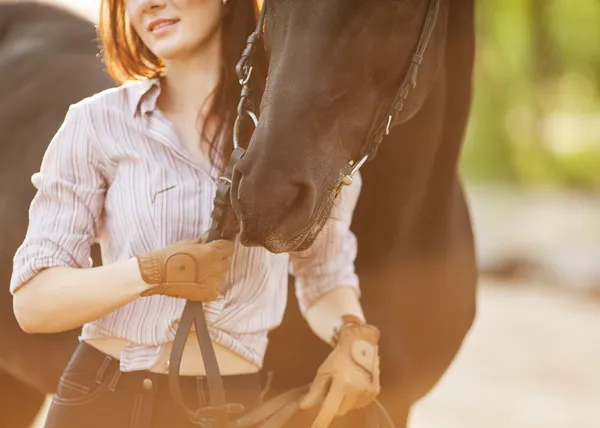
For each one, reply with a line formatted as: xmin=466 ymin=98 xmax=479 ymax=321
xmin=10 ymin=103 xmax=107 ymax=294
xmin=289 ymin=172 xmax=362 ymax=316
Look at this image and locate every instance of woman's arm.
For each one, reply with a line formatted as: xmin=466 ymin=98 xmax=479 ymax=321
xmin=14 ymin=259 xmax=148 ymax=333
xmin=11 ymin=102 xmax=148 ymax=333
xmin=289 ymin=172 xmax=365 ymax=345
xmin=290 ymin=174 xmax=383 ymax=426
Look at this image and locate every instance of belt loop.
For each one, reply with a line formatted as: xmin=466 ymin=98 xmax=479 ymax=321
xmin=108 ymin=369 xmax=122 ymax=392
xmin=196 ymin=376 xmax=206 ymax=407
xmin=96 ymin=355 xmax=112 ymax=384
xmin=260 ymin=372 xmax=274 ymax=402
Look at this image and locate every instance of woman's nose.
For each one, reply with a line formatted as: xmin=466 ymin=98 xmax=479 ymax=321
xmin=137 ymin=0 xmax=166 ymax=13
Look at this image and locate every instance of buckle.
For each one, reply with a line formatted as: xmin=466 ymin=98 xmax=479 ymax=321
xmin=190 ymin=403 xmax=246 ymax=426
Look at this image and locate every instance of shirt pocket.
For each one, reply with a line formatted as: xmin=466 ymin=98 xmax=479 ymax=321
xmin=150 ymin=169 xmax=210 ymax=248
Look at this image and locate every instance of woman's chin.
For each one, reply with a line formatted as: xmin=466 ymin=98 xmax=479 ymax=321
xmin=148 ymin=43 xmax=182 ymax=63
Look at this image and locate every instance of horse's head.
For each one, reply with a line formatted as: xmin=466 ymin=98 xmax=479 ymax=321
xmin=231 ymin=0 xmax=447 ymax=253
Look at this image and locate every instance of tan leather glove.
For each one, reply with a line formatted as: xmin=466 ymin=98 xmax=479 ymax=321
xmin=136 ymin=238 xmax=234 ymax=302
xmin=299 ymin=320 xmax=381 ymax=428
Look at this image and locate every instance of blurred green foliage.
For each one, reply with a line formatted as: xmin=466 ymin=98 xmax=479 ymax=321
xmin=460 ymin=0 xmax=600 ymax=189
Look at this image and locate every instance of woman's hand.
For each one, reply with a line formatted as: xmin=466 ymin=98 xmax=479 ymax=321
xmin=136 ymin=238 xmax=234 ymax=302
xmin=299 ymin=322 xmax=381 ymax=428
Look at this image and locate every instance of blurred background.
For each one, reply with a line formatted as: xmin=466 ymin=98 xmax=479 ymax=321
xmin=25 ymin=0 xmax=600 ymax=426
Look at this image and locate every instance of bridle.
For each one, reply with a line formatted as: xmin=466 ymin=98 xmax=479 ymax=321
xmin=167 ymin=0 xmax=443 ymax=426
xmin=234 ymin=0 xmax=441 ymax=191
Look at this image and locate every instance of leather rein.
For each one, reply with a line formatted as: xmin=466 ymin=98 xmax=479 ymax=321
xmin=167 ymin=0 xmax=442 ymax=426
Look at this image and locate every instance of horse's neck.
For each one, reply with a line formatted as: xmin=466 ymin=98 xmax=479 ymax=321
xmin=352 ymin=75 xmax=448 ymax=257
xmin=352 ymin=0 xmax=474 ymax=266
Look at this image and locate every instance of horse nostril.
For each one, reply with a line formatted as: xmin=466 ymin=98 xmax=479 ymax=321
xmin=231 ymin=154 xmax=318 ymax=243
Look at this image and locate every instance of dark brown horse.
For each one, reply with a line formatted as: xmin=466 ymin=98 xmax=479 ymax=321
xmin=236 ymin=1 xmax=477 ymax=426
xmin=0 ymin=1 xmax=476 ymax=427
xmin=0 ymin=2 xmax=112 ymax=426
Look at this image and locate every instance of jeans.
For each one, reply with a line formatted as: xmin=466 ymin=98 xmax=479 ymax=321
xmin=44 ymin=342 xmax=263 ymax=428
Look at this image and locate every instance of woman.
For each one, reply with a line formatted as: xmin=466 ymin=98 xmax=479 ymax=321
xmin=10 ymin=0 xmax=381 ymax=427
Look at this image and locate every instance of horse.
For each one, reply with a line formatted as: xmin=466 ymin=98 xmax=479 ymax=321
xmin=234 ymin=1 xmax=478 ymax=426
xmin=0 ymin=1 xmax=477 ymax=427
xmin=0 ymin=2 xmax=113 ymax=426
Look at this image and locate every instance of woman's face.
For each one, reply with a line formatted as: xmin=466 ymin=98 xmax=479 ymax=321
xmin=127 ymin=0 xmax=223 ymax=61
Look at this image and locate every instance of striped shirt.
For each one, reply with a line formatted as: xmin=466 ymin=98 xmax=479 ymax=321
xmin=10 ymin=77 xmax=362 ymax=372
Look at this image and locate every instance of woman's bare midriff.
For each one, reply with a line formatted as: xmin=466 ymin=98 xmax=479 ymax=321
xmin=84 ymin=332 xmax=260 ymax=376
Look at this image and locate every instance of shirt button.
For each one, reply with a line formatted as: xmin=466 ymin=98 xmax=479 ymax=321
xmin=143 ymin=378 xmax=153 ymax=390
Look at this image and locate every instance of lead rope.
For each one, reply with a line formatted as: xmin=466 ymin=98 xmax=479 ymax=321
xmin=166 ymin=3 xmax=268 ymax=427
xmin=168 ymin=147 xmax=246 ymax=427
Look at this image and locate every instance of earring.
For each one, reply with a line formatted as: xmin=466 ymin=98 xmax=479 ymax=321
xmin=222 ymin=0 xmax=228 ymax=4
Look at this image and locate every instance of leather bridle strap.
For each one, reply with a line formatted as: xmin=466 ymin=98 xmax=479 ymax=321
xmin=329 ymin=0 xmax=443 ymax=195
xmin=239 ymin=0 xmax=442 ymax=192
xmin=233 ymin=384 xmax=396 ymax=428
xmin=241 ymin=0 xmax=441 ymax=191
xmin=168 ymin=147 xmax=247 ymax=427
xmin=358 ymin=0 xmax=441 ymax=163
xmin=167 ymin=4 xmax=267 ymax=425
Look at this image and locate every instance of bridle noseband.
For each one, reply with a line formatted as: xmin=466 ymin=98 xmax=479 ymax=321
xmin=166 ymin=1 xmax=443 ymax=426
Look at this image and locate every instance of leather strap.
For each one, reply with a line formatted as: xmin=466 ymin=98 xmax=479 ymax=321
xmin=359 ymin=0 xmax=441 ymax=161
xmin=167 ymin=5 xmax=266 ymax=423
xmin=234 ymin=386 xmax=306 ymax=427
xmin=233 ymin=384 xmax=396 ymax=428
xmin=166 ymin=142 xmax=395 ymax=428
xmin=168 ymin=147 xmax=247 ymax=427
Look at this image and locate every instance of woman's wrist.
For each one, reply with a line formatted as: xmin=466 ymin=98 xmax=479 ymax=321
xmin=304 ymin=286 xmax=366 ymax=345
xmin=106 ymin=257 xmax=151 ymax=297
xmin=331 ymin=313 xmax=367 ymax=346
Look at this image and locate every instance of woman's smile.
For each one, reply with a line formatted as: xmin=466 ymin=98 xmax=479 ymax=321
xmin=146 ymin=17 xmax=180 ymax=37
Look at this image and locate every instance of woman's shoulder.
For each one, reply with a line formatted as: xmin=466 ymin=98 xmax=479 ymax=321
xmin=69 ymin=77 xmax=159 ymax=118
xmin=52 ymin=78 xmax=159 ymax=171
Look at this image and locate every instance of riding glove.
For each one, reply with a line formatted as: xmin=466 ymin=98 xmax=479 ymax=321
xmin=136 ymin=238 xmax=234 ymax=302
xmin=299 ymin=320 xmax=381 ymax=428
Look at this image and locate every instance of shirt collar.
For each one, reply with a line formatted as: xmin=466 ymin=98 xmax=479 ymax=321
xmin=129 ymin=77 xmax=162 ymax=117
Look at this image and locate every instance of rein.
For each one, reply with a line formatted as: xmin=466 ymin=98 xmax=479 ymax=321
xmin=167 ymin=0 xmax=442 ymax=426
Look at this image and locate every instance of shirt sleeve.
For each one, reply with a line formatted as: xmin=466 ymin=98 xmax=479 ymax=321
xmin=10 ymin=103 xmax=107 ymax=294
xmin=288 ymin=172 xmax=362 ymax=316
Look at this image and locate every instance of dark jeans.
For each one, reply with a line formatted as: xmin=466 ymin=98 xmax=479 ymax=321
xmin=44 ymin=342 xmax=263 ymax=428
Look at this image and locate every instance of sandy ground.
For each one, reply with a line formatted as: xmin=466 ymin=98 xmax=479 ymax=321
xmin=31 ymin=279 xmax=600 ymax=428
xmin=408 ymin=280 xmax=600 ymax=428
